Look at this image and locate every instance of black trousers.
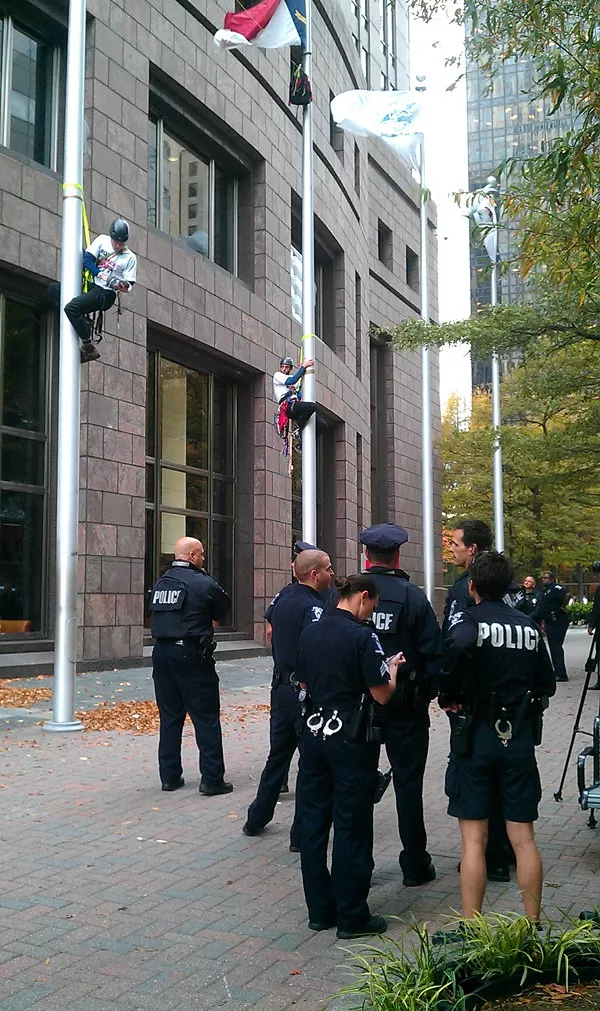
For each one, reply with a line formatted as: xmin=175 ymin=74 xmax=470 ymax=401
xmin=385 ymin=710 xmax=431 ymax=878
xmin=47 ymin=282 xmax=116 ymax=344
xmin=152 ymin=640 xmax=226 ymax=785
xmin=288 ymin=400 xmax=327 ymax=436
xmin=299 ymin=731 xmax=379 ymax=931
xmin=546 ymin=621 xmax=568 ymax=680
xmin=246 ymin=682 xmax=302 ymax=847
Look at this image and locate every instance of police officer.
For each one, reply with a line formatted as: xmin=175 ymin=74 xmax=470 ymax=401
xmin=295 ymin=574 xmax=404 ymax=938
xmin=439 ymin=551 xmax=555 ymax=921
xmin=444 ymin=519 xmax=493 ymax=634
xmin=361 ymin=523 xmax=443 ymax=886
xmin=264 ymin=540 xmax=338 ymax=794
xmin=444 ymin=518 xmax=513 ymax=880
xmin=532 ymin=572 xmax=570 ymax=682
xmin=516 ymin=576 xmax=539 ymax=616
xmin=149 ymin=536 xmax=232 ymax=795
xmin=243 ymin=549 xmax=334 ymax=848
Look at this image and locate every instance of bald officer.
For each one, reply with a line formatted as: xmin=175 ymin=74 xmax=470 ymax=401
xmin=149 ymin=537 xmax=232 ymax=795
xmin=361 ymin=523 xmax=443 ymax=886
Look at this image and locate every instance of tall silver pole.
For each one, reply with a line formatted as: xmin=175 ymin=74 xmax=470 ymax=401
xmin=490 ymin=259 xmax=504 ymax=552
xmin=301 ymin=0 xmax=317 ymax=544
xmin=416 ymin=83 xmax=434 ymax=601
xmin=44 ymin=0 xmax=86 ymax=732
xmin=485 ymin=175 xmax=504 ymax=552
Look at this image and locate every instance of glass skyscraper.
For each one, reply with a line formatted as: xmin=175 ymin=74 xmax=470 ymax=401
xmin=466 ymin=51 xmax=574 ymax=386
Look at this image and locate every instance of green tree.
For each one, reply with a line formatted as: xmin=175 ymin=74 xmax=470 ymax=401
xmin=386 ymin=0 xmax=600 ymax=360
xmin=441 ymin=344 xmax=600 ymax=573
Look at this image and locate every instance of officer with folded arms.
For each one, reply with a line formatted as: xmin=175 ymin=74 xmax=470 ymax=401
xmin=295 ymin=574 xmax=404 ymax=939
xmin=149 ymin=536 xmax=232 ymax=796
xmin=360 ymin=523 xmax=443 ymax=887
xmin=440 ymin=551 xmax=555 ymax=922
xmin=243 ymin=549 xmax=334 ymax=849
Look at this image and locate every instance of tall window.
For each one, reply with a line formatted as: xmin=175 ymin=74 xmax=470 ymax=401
xmin=145 ymin=352 xmax=237 ymax=626
xmin=0 ymin=15 xmax=60 ymax=168
xmin=148 ymin=116 xmax=238 ymax=274
xmin=0 ymin=296 xmax=48 ymax=636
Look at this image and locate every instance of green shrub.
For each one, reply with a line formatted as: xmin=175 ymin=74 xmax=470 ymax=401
xmin=567 ymin=601 xmax=593 ymax=624
xmin=334 ymin=913 xmax=600 ymax=1009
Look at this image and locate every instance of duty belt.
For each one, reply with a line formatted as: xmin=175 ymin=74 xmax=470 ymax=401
xmin=474 ymin=692 xmax=532 ymax=747
xmin=272 ymin=671 xmax=295 ymax=687
xmin=156 ymin=636 xmax=207 ymax=645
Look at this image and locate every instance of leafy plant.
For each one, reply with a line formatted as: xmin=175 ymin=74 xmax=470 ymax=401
xmin=333 ymin=914 xmax=600 ymax=1009
xmin=334 ymin=922 xmax=466 ymax=1010
xmin=566 ymin=602 xmax=593 ymax=624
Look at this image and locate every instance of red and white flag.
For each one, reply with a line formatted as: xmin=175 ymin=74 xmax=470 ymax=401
xmin=214 ymin=0 xmax=307 ymax=50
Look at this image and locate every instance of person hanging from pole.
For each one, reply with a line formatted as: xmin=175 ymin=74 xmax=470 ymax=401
xmin=48 ymin=218 xmax=137 ymax=364
xmin=273 ymin=355 xmax=326 ymax=449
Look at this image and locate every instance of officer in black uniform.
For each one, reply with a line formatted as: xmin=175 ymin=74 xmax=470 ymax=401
xmin=443 ymin=519 xmax=493 ymax=634
xmin=264 ymin=540 xmax=338 ymax=795
xmin=149 ymin=536 xmax=232 ymax=795
xmin=532 ymin=572 xmax=570 ymax=682
xmin=440 ymin=551 xmax=555 ymax=921
xmin=516 ymin=576 xmax=539 ymax=616
xmin=243 ymin=548 xmax=334 ymax=848
xmin=295 ymin=573 xmax=404 ymax=938
xmin=360 ymin=523 xmax=443 ymax=886
xmin=588 ymin=584 xmax=600 ymax=690
xmin=444 ymin=518 xmax=514 ymax=880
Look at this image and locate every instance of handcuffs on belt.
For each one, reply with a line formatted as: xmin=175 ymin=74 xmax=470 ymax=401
xmin=307 ymin=708 xmax=343 ymax=740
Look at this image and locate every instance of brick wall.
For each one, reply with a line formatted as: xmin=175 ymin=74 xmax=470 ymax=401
xmin=0 ymin=0 xmax=441 ymax=660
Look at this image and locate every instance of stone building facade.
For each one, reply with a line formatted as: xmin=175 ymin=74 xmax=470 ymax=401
xmin=0 ymin=0 xmax=440 ymax=668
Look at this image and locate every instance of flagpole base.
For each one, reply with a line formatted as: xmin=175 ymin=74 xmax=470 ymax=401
xmin=43 ymin=720 xmax=84 ymax=733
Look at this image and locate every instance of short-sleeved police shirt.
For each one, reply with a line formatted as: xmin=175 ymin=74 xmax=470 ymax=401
xmin=295 ymin=609 xmax=390 ymax=710
xmin=265 ymin=582 xmax=338 ymax=623
xmin=270 ymin=581 xmax=325 ymax=675
xmin=441 ymin=599 xmax=556 ymax=706
xmin=443 ymin=569 xmax=473 ymax=637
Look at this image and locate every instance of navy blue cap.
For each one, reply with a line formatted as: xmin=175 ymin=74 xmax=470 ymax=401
xmin=360 ymin=523 xmax=409 ymax=550
xmin=294 ymin=540 xmax=318 ymax=554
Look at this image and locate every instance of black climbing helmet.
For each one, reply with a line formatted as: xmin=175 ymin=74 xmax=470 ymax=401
xmin=280 ymin=357 xmax=294 ymax=368
xmin=109 ymin=218 xmax=129 ymax=243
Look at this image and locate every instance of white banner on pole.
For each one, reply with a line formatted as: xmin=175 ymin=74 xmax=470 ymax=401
xmin=330 ymin=89 xmax=426 ymax=171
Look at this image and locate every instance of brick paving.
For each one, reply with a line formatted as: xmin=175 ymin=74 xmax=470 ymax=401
xmin=0 ymin=629 xmax=598 ymax=1009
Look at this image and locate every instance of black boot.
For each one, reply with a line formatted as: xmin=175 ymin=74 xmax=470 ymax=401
xmin=80 ymin=341 xmax=101 ymax=363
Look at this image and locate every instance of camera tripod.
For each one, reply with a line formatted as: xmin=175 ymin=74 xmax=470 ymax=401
xmin=553 ymin=626 xmax=599 ymax=827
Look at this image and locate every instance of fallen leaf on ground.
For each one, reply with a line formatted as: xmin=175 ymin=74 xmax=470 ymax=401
xmin=0 ymin=686 xmax=52 ymax=707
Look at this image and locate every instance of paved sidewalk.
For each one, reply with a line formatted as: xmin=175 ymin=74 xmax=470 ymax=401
xmin=0 ymin=629 xmax=598 ymax=1009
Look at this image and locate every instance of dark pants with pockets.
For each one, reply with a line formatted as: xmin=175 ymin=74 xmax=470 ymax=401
xmin=246 ymin=682 xmax=302 ymax=847
xmin=48 ymin=282 xmax=116 ymax=345
xmin=152 ymin=640 xmax=225 ymax=786
xmin=546 ymin=618 xmax=569 ymax=680
xmin=299 ymin=729 xmax=379 ymax=931
xmin=385 ymin=708 xmax=432 ymax=878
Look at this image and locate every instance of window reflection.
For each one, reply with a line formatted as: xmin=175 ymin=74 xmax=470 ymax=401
xmin=0 ymin=298 xmax=48 ymax=636
xmin=146 ymin=352 xmax=236 ymax=626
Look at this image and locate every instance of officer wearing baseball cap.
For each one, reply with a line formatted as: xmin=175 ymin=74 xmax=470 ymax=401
xmin=361 ymin=523 xmax=443 ymax=886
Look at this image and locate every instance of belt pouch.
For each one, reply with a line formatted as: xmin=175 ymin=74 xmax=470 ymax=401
xmin=365 ymin=703 xmax=383 ymax=744
xmin=348 ymin=694 xmax=367 ymax=742
xmin=449 ymin=710 xmax=473 ymax=757
xmin=272 ymin=671 xmax=282 ymax=689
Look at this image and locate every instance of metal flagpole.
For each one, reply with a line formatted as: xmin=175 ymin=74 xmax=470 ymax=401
xmin=486 ymin=175 xmax=504 ymax=552
xmin=44 ymin=0 xmax=86 ymax=732
xmin=416 ymin=77 xmax=435 ymax=602
xmin=300 ymin=0 xmax=317 ymax=544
